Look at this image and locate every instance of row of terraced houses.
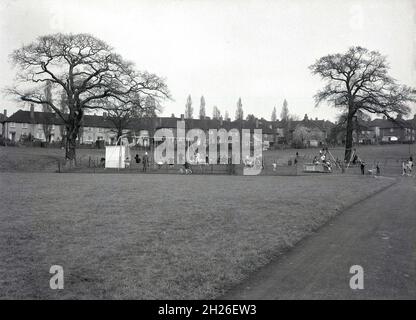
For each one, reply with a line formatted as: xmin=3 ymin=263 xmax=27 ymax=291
xmin=1 ymin=104 xmax=415 ymax=148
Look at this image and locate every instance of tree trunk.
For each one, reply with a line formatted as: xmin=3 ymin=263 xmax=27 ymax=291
xmin=344 ymin=109 xmax=356 ymax=162
xmin=65 ymin=133 xmax=77 ymax=162
xmin=64 ymin=109 xmax=83 ymax=162
xmin=117 ymin=128 xmax=123 ymax=145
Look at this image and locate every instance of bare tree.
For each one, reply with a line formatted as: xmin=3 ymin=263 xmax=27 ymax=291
xmin=185 ymin=95 xmax=193 ymax=119
xmin=105 ymin=94 xmax=159 ymax=142
xmin=310 ymin=46 xmax=415 ymax=160
xmin=199 ymin=96 xmax=206 ymax=119
xmin=235 ymin=97 xmax=243 ymax=120
xmin=7 ymin=33 xmax=169 ymax=161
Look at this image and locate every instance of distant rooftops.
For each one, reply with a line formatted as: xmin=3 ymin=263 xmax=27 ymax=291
xmin=4 ymin=109 xmax=415 ymax=131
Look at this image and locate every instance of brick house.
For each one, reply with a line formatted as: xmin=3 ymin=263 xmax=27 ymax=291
xmin=267 ymin=114 xmax=334 ymax=147
xmin=367 ymin=115 xmax=416 ymax=143
xmin=3 ymin=105 xmax=117 ymax=144
xmin=3 ymin=107 xmax=275 ymax=147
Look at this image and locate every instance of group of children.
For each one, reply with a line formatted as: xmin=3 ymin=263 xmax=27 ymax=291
xmin=312 ymin=148 xmax=333 ymax=172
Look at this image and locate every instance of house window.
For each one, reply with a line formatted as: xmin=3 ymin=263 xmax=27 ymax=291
xmin=390 ymin=128 xmax=394 ymax=133
xmin=10 ymin=122 xmax=15 ymax=128
xmin=22 ymin=123 xmax=28 ymax=129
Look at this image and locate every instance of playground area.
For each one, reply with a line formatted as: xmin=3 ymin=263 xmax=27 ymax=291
xmin=0 ymin=143 xmax=414 ymax=177
xmin=0 ymin=172 xmax=396 ymax=299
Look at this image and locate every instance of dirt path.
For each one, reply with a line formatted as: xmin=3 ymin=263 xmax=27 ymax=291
xmin=222 ymin=177 xmax=416 ymax=299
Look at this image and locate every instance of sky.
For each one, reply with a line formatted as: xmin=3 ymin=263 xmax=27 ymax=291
xmin=0 ymin=0 xmax=415 ymax=121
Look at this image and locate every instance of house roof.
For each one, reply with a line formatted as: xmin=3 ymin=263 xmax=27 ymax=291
xmin=5 ymin=110 xmax=64 ymax=125
xmin=368 ymin=118 xmax=414 ymax=129
xmin=4 ymin=110 xmax=275 ymax=134
xmin=130 ymin=117 xmax=275 ymax=134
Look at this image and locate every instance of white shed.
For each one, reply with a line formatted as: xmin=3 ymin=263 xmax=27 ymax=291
xmin=105 ymin=145 xmax=131 ymax=169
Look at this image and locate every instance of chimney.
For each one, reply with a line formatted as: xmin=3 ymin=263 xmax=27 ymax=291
xmin=3 ymin=109 xmax=6 ymax=118
xmin=303 ymin=114 xmax=309 ymax=121
xmin=396 ymin=113 xmax=402 ymax=120
xmin=30 ymin=104 xmax=35 ymax=122
xmin=255 ymin=118 xmax=259 ymax=128
xmin=102 ymin=112 xmax=107 ymax=118
xmin=315 ymin=117 xmax=318 ymax=121
xmin=180 ymin=114 xmax=184 ymax=120
xmin=171 ymin=113 xmax=175 ymax=118
xmin=220 ymin=117 xmax=223 ymax=126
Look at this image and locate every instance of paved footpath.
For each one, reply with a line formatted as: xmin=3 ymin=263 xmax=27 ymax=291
xmin=223 ymin=177 xmax=416 ymax=299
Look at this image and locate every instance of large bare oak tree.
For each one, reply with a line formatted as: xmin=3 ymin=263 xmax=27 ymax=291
xmin=310 ymin=46 xmax=415 ymax=161
xmin=8 ymin=33 xmax=169 ymax=161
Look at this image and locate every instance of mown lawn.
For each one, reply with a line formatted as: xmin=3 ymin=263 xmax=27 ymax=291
xmin=1 ymin=144 xmax=414 ymax=173
xmin=0 ymin=173 xmax=394 ymax=299
xmin=0 ymin=146 xmax=105 ymax=172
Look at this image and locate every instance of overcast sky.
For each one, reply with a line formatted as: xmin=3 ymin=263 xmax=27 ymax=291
xmin=0 ymin=0 xmax=415 ymax=121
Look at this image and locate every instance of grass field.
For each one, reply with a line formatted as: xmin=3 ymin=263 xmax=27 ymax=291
xmin=0 ymin=144 xmax=414 ymax=173
xmin=0 ymin=173 xmax=395 ymax=299
xmin=0 ymin=146 xmax=105 ymax=172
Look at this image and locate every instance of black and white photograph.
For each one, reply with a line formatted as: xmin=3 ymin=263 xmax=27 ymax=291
xmin=0 ymin=0 xmax=415 ymax=311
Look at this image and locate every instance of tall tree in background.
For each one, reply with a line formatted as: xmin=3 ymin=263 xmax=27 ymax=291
xmin=280 ymin=99 xmax=289 ymax=121
xmin=8 ymin=33 xmax=169 ymax=161
xmin=199 ymin=96 xmax=206 ymax=119
xmin=280 ymin=99 xmax=291 ymax=143
xmin=271 ymin=106 xmax=277 ymax=121
xmin=310 ymin=46 xmax=415 ymax=161
xmin=143 ymin=95 xmax=158 ymax=118
xmin=185 ymin=95 xmax=193 ymax=119
xmin=224 ymin=110 xmax=230 ymax=121
xmin=212 ymin=106 xmax=221 ymax=119
xmin=235 ymin=97 xmax=244 ymax=120
xmin=246 ymin=114 xmax=256 ymax=122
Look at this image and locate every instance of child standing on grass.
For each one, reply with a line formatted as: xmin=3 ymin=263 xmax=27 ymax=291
xmin=360 ymin=161 xmax=365 ymax=175
xmin=402 ymin=161 xmax=407 ymax=176
xmin=142 ymin=152 xmax=149 ymax=172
